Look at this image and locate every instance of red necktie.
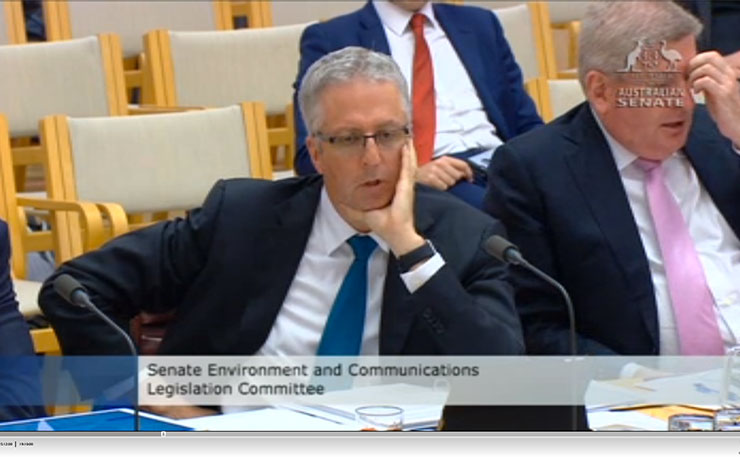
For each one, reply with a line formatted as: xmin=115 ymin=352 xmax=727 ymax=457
xmin=410 ymin=13 xmax=435 ymax=164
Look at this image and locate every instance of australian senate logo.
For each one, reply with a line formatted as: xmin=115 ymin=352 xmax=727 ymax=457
xmin=615 ymin=38 xmax=687 ymax=108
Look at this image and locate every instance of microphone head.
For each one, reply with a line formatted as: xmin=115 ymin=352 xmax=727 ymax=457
xmin=53 ymin=274 xmax=87 ymax=306
xmin=483 ymin=235 xmax=521 ymax=264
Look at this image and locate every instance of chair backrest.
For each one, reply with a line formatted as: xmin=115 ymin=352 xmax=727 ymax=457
xmin=546 ymin=1 xmax=591 ymax=24
xmin=547 ymin=79 xmax=585 ymax=120
xmin=268 ymin=1 xmax=359 ymax=26
xmin=146 ymin=24 xmax=312 ymax=115
xmin=42 ymin=103 xmax=272 ymax=217
xmin=1 ymin=0 xmax=26 ymax=45
xmin=44 ymin=0 xmax=233 ymax=58
xmin=0 ymin=34 xmax=127 ymax=138
xmin=488 ymin=3 xmax=556 ymax=81
xmin=532 ymin=77 xmax=585 ymax=122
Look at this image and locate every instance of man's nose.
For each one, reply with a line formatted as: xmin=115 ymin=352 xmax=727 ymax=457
xmin=361 ymin=137 xmax=382 ymax=165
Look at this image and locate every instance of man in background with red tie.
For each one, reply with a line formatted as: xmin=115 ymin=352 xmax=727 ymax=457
xmin=485 ymin=1 xmax=740 ymax=356
xmin=293 ymin=0 xmax=542 ymax=209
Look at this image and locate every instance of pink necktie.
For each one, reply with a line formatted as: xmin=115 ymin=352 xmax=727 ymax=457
xmin=636 ymin=158 xmax=724 ymax=355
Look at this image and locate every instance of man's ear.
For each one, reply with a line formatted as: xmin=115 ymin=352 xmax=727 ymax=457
xmin=585 ymin=70 xmax=611 ymax=115
xmin=307 ymin=136 xmax=323 ymax=174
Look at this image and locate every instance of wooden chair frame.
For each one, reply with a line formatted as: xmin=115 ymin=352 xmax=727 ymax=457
xmin=1 ymin=115 xmax=107 ymax=277
xmin=536 ymin=2 xmax=580 ymax=79
xmin=2 ymin=0 xmax=26 ymax=44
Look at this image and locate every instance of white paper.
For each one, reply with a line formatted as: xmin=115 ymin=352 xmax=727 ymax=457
xmin=177 ymin=407 xmax=358 ymax=431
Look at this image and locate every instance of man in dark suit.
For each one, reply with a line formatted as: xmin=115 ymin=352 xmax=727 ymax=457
xmin=39 ymin=47 xmax=523 ymax=417
xmin=486 ymin=2 xmax=740 ymax=356
xmin=0 ymin=219 xmax=44 ymax=421
xmin=292 ymin=0 xmax=542 ymax=209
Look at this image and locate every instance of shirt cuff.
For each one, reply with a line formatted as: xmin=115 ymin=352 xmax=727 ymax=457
xmin=399 ymin=252 xmax=445 ymax=293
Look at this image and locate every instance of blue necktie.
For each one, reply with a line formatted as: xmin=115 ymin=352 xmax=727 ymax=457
xmin=316 ymin=235 xmax=378 ymax=356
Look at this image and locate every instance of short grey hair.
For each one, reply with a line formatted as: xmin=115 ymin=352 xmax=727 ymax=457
xmin=578 ymin=1 xmax=702 ymax=88
xmin=298 ymin=46 xmax=411 ymax=134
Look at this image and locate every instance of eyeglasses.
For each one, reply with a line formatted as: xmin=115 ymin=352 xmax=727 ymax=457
xmin=315 ymin=127 xmax=410 ymax=155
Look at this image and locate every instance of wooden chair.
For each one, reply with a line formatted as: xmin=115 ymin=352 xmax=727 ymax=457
xmin=145 ymin=24 xmax=312 ymax=171
xmin=41 ymin=103 xmax=272 ymax=250
xmin=1 ymin=0 xmax=26 ymax=44
xmin=0 ymin=34 xmax=128 ymax=193
xmin=528 ymin=77 xmax=585 ymax=122
xmin=540 ymin=1 xmax=593 ymax=79
xmin=1 ymin=113 xmax=106 ymax=356
xmin=44 ymin=0 xmax=234 ymax=103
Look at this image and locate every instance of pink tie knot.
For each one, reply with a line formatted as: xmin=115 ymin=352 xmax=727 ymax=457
xmin=635 ymin=158 xmax=662 ymax=173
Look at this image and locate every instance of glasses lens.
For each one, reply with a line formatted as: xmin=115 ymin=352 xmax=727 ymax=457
xmin=376 ymin=129 xmax=407 ymax=150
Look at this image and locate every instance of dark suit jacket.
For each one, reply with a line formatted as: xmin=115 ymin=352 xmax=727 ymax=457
xmin=677 ymin=1 xmax=740 ymax=55
xmin=0 ymin=220 xmax=44 ymax=421
xmin=485 ymin=103 xmax=740 ymax=355
xmin=292 ymin=1 xmax=543 ymax=175
xmin=40 ymin=176 xmax=524 ymax=357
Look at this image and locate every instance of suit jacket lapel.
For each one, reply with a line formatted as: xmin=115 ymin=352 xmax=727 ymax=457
xmin=379 ymin=198 xmax=435 ymax=354
xmin=358 ymin=1 xmax=391 ymax=54
xmin=433 ymin=4 xmax=509 ymax=139
xmin=236 ymin=178 xmax=323 ymax=353
xmin=563 ymin=105 xmax=658 ymax=345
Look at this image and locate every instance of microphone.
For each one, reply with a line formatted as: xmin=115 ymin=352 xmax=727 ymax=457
xmin=53 ymin=274 xmax=140 ymax=432
xmin=484 ymin=235 xmax=577 ymax=355
xmin=484 ymin=235 xmax=584 ymax=431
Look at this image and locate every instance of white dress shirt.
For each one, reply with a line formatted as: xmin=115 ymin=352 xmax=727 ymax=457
xmin=256 ymin=187 xmax=444 ymax=357
xmin=593 ymin=110 xmax=740 ymax=354
xmin=372 ymin=0 xmax=503 ymax=158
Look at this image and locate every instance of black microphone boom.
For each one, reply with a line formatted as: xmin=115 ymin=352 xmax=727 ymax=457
xmin=484 ymin=235 xmax=578 ymax=355
xmin=53 ymin=274 xmax=140 ymax=432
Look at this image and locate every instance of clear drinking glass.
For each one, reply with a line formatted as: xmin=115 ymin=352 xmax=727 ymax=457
xmin=668 ymin=413 xmax=714 ymax=431
xmin=355 ymin=406 xmax=404 ymax=431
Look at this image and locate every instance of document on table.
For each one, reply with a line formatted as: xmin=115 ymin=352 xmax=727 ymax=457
xmin=177 ymin=407 xmax=358 ymax=431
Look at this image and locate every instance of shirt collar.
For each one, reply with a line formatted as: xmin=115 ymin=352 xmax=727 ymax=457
xmin=314 ymin=187 xmax=389 ymax=256
xmin=372 ymin=0 xmax=437 ymax=37
xmin=589 ymin=104 xmax=682 ymax=171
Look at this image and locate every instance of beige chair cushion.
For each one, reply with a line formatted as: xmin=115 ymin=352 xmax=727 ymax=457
xmin=68 ymin=105 xmax=252 ymax=214
xmin=270 ymin=1 xmax=358 ymax=25
xmin=493 ymin=4 xmax=540 ymax=81
xmin=548 ymin=79 xmax=585 ymax=119
xmin=13 ymin=278 xmax=41 ymax=318
xmin=67 ymin=1 xmax=219 ymax=57
xmin=0 ymin=36 xmax=110 ymax=137
xmin=547 ymin=1 xmax=593 ymax=23
xmin=169 ymin=23 xmax=313 ymax=114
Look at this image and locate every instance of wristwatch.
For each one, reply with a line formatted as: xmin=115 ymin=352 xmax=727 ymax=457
xmin=397 ymin=240 xmax=436 ymax=273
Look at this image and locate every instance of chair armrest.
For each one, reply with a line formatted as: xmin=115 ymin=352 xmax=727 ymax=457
xmin=95 ymin=202 xmax=130 ymax=238
xmin=16 ymin=197 xmax=107 ymax=251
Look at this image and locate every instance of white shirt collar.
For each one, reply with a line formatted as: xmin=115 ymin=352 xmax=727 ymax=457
xmin=372 ymin=0 xmax=437 ymax=37
xmin=589 ymin=104 xmax=680 ymax=171
xmin=314 ymin=187 xmax=389 ymax=256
